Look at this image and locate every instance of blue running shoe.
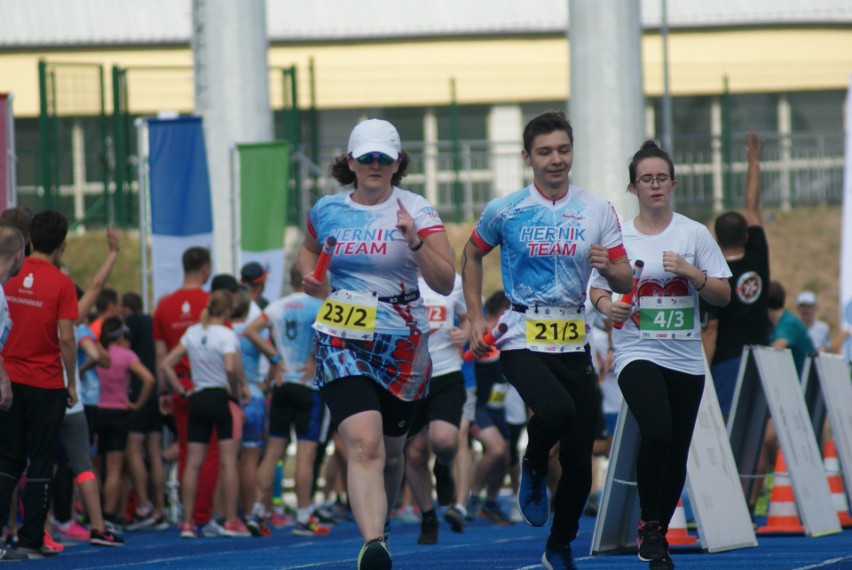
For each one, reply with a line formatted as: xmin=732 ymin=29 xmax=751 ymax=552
xmin=541 ymin=543 xmax=578 ymax=570
xmin=519 ymin=457 xmax=549 ymax=527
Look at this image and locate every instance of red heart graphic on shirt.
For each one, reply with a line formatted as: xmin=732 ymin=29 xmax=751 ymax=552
xmin=663 ymin=278 xmax=689 ymax=297
xmin=637 ymin=280 xmax=664 ymax=298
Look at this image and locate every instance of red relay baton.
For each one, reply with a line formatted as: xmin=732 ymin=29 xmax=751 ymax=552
xmin=311 ymin=236 xmax=337 ymax=282
xmin=463 ymin=323 xmax=509 ymax=362
xmin=613 ymin=259 xmax=645 ymax=330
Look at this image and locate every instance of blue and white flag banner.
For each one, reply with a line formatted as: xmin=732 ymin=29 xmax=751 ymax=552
xmin=147 ymin=116 xmax=214 ymax=304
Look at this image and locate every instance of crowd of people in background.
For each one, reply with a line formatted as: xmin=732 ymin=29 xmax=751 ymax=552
xmin=0 ymin=115 xmax=845 ymax=570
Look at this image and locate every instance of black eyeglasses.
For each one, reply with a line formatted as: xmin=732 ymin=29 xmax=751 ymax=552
xmin=635 ymin=174 xmax=672 ymax=186
xmin=354 ymin=152 xmax=396 ymax=166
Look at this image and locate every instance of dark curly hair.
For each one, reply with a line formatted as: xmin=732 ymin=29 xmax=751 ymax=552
xmin=329 ymin=151 xmax=410 ymax=188
xmin=30 ymin=209 xmax=68 ymax=254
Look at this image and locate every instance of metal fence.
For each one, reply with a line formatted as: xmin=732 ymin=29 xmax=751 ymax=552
xmin=302 ymin=131 xmax=846 ymax=224
xmin=13 ymin=129 xmax=846 ymax=228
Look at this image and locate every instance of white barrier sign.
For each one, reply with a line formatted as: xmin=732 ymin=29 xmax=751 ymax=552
xmin=731 ymin=346 xmax=840 ymax=537
xmin=806 ymin=353 xmax=852 ymax=504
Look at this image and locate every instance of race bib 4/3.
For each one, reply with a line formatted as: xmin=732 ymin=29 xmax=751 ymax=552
xmin=638 ymin=295 xmax=699 ymax=340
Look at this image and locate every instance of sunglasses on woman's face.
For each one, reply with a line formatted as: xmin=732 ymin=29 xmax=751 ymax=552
xmin=354 ymin=152 xmax=396 ymax=166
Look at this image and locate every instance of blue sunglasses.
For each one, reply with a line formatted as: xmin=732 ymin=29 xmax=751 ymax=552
xmin=354 ymin=152 xmax=396 ymax=166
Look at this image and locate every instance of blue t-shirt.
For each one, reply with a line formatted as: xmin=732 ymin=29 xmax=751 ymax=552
xmin=264 ymin=292 xmax=323 ymax=387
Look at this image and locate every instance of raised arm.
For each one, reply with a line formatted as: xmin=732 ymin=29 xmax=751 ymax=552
xmin=77 ymin=226 xmax=120 ymax=320
xmin=743 ymin=132 xmax=763 ymax=228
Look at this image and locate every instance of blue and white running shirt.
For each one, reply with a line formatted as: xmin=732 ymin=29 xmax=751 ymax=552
xmin=471 ymin=184 xmax=626 ymax=351
xmin=262 ymin=291 xmax=323 ymax=388
xmin=307 ymin=187 xmax=446 ymax=334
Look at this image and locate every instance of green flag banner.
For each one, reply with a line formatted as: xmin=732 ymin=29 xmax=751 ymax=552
xmin=238 ymin=141 xmax=289 ymax=299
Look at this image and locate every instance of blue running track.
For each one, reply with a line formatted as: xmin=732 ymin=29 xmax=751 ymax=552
xmin=23 ymin=514 xmax=852 ymax=569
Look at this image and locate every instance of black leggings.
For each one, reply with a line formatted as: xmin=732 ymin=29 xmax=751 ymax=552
xmin=618 ymin=360 xmax=704 ymax=527
xmin=0 ymin=384 xmax=67 ymax=549
xmin=500 ymin=347 xmax=599 ymax=546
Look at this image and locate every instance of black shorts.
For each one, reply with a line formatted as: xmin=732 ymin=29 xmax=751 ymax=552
xmin=187 ymin=388 xmax=235 ymax=444
xmin=321 ymin=376 xmax=416 ymax=438
xmin=408 ymin=370 xmax=466 ymax=437
xmin=472 ymin=405 xmax=509 ymax=441
xmin=129 ymin=393 xmax=165 ymax=434
xmin=268 ymin=383 xmax=325 ymax=443
xmin=95 ymin=408 xmax=130 ymax=453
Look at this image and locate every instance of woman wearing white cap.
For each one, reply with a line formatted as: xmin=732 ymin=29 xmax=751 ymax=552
xmin=299 ymin=119 xmax=455 ymax=569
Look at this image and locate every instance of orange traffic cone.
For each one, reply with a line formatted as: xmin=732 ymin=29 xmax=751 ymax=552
xmin=757 ymin=451 xmax=805 ymax=534
xmin=665 ymin=497 xmax=698 ymax=546
xmin=823 ymin=440 xmax=852 ymax=528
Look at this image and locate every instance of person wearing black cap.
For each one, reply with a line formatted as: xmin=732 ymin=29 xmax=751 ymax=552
xmin=211 ymin=273 xmax=241 ymax=294
xmin=241 ymin=262 xmax=269 ymax=310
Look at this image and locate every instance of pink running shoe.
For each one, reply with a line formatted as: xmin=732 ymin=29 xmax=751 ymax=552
xmin=55 ymin=520 xmax=90 ymax=542
xmin=42 ymin=532 xmax=64 ymax=554
xmin=218 ymin=518 xmax=251 ymax=538
xmin=268 ymin=511 xmax=293 ymax=528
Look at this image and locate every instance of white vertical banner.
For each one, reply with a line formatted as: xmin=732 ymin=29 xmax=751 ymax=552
xmin=840 ymin=74 xmax=852 ymax=360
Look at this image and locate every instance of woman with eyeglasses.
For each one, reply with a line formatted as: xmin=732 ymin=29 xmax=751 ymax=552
xmin=299 ymin=119 xmax=455 ymax=569
xmin=589 ymin=141 xmax=730 ymax=570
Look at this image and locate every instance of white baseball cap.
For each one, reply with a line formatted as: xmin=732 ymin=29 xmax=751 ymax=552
xmin=347 ymin=119 xmax=401 ymax=160
xmin=796 ymin=291 xmax=817 ymax=306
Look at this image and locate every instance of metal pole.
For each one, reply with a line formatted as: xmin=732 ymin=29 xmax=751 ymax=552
xmin=135 ymin=118 xmax=150 ymax=313
xmin=5 ymin=94 xmax=16 ymax=207
xmin=37 ymin=60 xmax=51 ymax=210
xmin=99 ymin=65 xmax=112 ymax=226
xmin=661 ymin=0 xmax=673 ymax=152
xmin=309 ymin=57 xmax=319 ymax=193
xmin=721 ymin=76 xmax=733 ymax=208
